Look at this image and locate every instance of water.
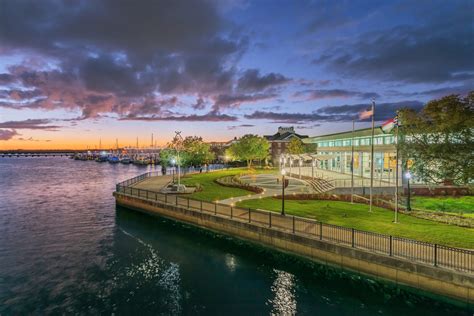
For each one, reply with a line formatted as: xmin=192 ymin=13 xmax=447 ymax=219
xmin=0 ymin=158 xmax=470 ymax=315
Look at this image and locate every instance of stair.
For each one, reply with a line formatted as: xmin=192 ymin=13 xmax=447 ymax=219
xmin=306 ymin=178 xmax=335 ymax=194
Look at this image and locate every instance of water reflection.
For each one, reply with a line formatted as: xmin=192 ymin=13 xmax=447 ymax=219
xmin=268 ymin=269 xmax=297 ymax=315
xmin=119 ymin=228 xmax=182 ymax=314
xmin=225 ymin=254 xmax=237 ymax=273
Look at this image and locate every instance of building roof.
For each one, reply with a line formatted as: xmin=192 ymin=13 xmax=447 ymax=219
xmin=264 ymin=131 xmax=309 ymax=141
xmin=303 ymin=126 xmax=390 ymax=143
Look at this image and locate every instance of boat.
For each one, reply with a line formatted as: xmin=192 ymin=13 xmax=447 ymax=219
xmin=96 ymin=155 xmax=108 ymax=162
xmin=108 ymin=156 xmax=120 ymax=163
xmin=120 ymin=156 xmax=131 ymax=164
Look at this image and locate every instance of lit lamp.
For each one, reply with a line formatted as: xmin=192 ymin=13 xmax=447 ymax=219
xmin=405 ymin=171 xmax=412 ymax=211
xmin=281 ymin=168 xmax=286 ymax=216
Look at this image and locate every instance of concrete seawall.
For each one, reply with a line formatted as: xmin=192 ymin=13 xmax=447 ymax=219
xmin=114 ymin=192 xmax=474 ymax=305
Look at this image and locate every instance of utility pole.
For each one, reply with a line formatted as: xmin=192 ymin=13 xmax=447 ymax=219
xmin=351 ymin=119 xmax=355 ymax=204
xmin=394 ymin=113 xmax=399 ymax=223
xmin=369 ymin=99 xmax=375 ymax=212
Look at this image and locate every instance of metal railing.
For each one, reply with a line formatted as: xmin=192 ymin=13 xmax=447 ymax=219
xmin=115 ymin=172 xmax=473 ymax=274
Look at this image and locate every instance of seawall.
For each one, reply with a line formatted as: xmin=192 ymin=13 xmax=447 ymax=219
xmin=114 ymin=192 xmax=474 ymax=305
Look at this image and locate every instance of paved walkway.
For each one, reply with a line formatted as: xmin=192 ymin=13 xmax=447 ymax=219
xmin=132 ymin=175 xmax=173 ymax=192
xmin=218 ymin=174 xmax=314 ymax=205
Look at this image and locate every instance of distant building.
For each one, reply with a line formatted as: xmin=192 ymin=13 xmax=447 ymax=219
xmin=207 ymin=137 xmax=238 ymax=161
xmin=302 ymin=127 xmax=399 ymax=182
xmin=264 ymin=127 xmax=308 ymax=165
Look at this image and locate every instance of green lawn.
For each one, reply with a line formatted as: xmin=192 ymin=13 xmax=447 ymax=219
xmin=180 ymin=168 xmax=276 ymax=202
xmin=237 ymin=198 xmax=474 ymax=249
xmin=411 ymin=196 xmax=474 ymax=216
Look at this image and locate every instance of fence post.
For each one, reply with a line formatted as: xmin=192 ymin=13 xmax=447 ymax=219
xmin=389 ymin=236 xmax=393 ymax=256
xmin=200 ymin=200 xmax=203 ymax=212
xmin=176 ymin=196 xmax=178 ymax=206
xmin=146 ymin=190 xmax=149 ymax=199
xmin=434 ymin=244 xmax=438 ymax=267
xmin=187 ymin=198 xmax=190 ymax=209
xmin=319 ymin=222 xmax=323 ymax=240
xmin=230 ymin=206 xmax=233 ymax=219
xmin=292 ymin=216 xmax=295 ymax=233
xmin=351 ymin=228 xmax=355 ymax=248
xmin=215 ymin=202 xmax=217 ymax=215
xmin=249 ymin=208 xmax=251 ymax=223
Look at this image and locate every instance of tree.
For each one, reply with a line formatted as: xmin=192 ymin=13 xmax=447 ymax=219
xmin=161 ymin=136 xmax=214 ymax=167
xmin=287 ymin=138 xmax=317 ymax=155
xmin=181 ymin=136 xmax=214 ymax=166
xmin=398 ymin=92 xmax=474 ymax=185
xmin=287 ymin=138 xmax=305 ymax=154
xmin=226 ymin=134 xmax=270 ymax=168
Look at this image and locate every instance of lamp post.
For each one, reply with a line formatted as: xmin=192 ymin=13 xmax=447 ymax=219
xmin=299 ymin=159 xmax=302 ymax=178
xmin=281 ymin=168 xmax=286 ymax=216
xmin=171 ymin=158 xmax=176 ymax=183
xmin=405 ymin=171 xmax=412 ymax=211
xmin=289 ymin=159 xmax=292 ymax=176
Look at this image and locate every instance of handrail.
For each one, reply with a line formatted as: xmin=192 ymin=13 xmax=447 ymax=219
xmin=115 ymin=172 xmax=473 ymax=274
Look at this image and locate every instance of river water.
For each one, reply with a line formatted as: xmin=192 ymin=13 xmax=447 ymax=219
xmin=0 ymin=158 xmax=469 ymax=315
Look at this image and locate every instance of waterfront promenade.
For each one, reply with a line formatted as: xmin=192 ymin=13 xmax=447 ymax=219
xmin=114 ymin=171 xmax=474 ymax=304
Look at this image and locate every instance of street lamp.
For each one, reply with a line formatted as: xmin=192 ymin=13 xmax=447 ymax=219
xmin=171 ymin=158 xmax=176 ymax=182
xmin=405 ymin=171 xmax=412 ymax=211
xmin=281 ymin=168 xmax=286 ymax=216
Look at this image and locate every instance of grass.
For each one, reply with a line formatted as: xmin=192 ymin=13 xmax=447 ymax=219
xmin=237 ymin=198 xmax=474 ymax=249
xmin=179 ymin=168 xmax=276 ymax=202
xmin=411 ymin=196 xmax=474 ymax=217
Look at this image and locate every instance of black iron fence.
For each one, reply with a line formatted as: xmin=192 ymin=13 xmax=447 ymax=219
xmin=115 ymin=172 xmax=473 ymax=274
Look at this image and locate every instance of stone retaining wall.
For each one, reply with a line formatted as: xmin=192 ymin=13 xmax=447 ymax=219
xmin=114 ymin=192 xmax=474 ymax=306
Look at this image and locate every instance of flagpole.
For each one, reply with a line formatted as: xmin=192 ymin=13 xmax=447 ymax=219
xmin=351 ymin=119 xmax=355 ymax=204
xmin=394 ymin=114 xmax=399 ymax=223
xmin=369 ymin=99 xmax=375 ymax=212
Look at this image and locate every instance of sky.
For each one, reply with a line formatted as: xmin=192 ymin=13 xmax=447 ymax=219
xmin=0 ymin=0 xmax=472 ymax=149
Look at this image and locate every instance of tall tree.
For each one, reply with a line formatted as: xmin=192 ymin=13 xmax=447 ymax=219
xmin=161 ymin=136 xmax=214 ymax=167
xmin=181 ymin=136 xmax=214 ymax=166
xmin=226 ymin=134 xmax=270 ymax=168
xmin=287 ymin=138 xmax=305 ymax=155
xmin=398 ymin=92 xmax=474 ymax=185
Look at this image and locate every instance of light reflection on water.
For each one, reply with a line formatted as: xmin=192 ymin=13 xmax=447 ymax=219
xmin=268 ymin=269 xmax=297 ymax=315
xmin=0 ymin=158 xmax=470 ymax=315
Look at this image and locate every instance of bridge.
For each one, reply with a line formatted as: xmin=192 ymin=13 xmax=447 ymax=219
xmin=0 ymin=150 xmax=82 ymax=158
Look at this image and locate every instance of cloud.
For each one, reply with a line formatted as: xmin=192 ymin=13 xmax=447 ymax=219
xmin=212 ymin=92 xmax=277 ymax=110
xmin=293 ymin=89 xmax=380 ymax=100
xmin=0 ymin=119 xmax=61 ymax=131
xmin=192 ymin=97 xmax=207 ymax=110
xmin=237 ymin=69 xmax=291 ymax=92
xmin=0 ymin=129 xmax=18 ymax=141
xmin=0 ymin=0 xmax=253 ymax=119
xmin=313 ymin=5 xmax=474 ymax=84
xmin=317 ymin=100 xmax=424 ymax=121
xmin=245 ymin=100 xmax=424 ymax=123
xmin=120 ymin=111 xmax=237 ymax=122
xmin=227 ymin=124 xmax=255 ymax=130
xmin=17 ymin=137 xmax=52 ymax=142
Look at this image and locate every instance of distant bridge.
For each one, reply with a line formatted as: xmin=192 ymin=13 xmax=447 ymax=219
xmin=0 ymin=150 xmax=81 ymax=158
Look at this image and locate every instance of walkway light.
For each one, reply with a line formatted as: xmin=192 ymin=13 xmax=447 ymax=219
xmin=281 ymin=168 xmax=287 ymax=216
xmin=405 ymin=171 xmax=412 ymax=211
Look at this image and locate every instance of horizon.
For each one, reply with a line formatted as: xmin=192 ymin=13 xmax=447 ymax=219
xmin=0 ymin=0 xmax=472 ymax=150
